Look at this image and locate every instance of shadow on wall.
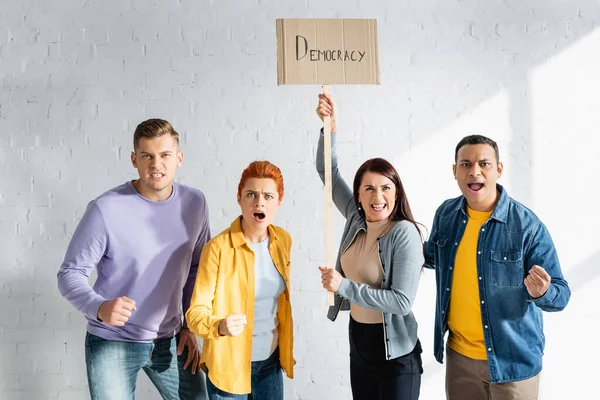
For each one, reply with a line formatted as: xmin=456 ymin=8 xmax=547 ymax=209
xmin=375 ymin=1 xmax=599 ymax=206
xmin=1 ymin=0 xmax=599 ymax=397
xmin=378 ymin=1 xmax=598 ymax=144
xmin=565 ymin=250 xmax=600 ymax=293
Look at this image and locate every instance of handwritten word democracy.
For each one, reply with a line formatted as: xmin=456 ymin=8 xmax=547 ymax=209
xmin=295 ymin=35 xmax=366 ymax=62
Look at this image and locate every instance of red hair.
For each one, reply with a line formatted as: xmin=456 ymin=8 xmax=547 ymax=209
xmin=237 ymin=161 xmax=284 ymax=201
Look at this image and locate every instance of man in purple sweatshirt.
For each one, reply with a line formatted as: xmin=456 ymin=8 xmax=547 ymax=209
xmin=57 ymin=119 xmax=210 ymax=399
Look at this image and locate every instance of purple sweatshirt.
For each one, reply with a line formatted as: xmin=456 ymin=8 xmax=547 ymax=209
xmin=57 ymin=181 xmax=210 ymax=342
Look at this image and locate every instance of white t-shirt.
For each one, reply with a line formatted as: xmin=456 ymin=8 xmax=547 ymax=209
xmin=249 ymin=236 xmax=285 ymax=361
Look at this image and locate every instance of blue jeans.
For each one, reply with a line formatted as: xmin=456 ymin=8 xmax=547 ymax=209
xmin=206 ymin=347 xmax=283 ymax=400
xmin=85 ymin=332 xmax=207 ymax=400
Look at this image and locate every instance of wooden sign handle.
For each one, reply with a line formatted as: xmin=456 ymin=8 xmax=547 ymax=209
xmin=323 ymin=84 xmax=335 ymax=307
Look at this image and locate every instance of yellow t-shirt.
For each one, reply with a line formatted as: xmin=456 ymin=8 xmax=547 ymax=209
xmin=447 ymin=207 xmax=492 ymax=360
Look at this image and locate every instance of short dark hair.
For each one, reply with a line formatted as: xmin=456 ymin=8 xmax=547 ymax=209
xmin=454 ymin=135 xmax=499 ymax=163
xmin=133 ymin=119 xmax=179 ymax=150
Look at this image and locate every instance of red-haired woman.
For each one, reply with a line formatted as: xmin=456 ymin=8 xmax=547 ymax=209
xmin=316 ymin=93 xmax=424 ymax=400
xmin=186 ymin=161 xmax=294 ymax=400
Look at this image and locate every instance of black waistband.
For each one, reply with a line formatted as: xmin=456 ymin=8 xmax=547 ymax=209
xmin=349 ymin=315 xmax=384 ymax=334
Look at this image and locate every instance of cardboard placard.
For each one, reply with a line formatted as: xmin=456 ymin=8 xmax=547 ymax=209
xmin=276 ymin=18 xmax=380 ymax=85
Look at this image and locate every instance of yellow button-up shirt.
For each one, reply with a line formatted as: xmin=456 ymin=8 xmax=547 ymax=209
xmin=186 ymin=216 xmax=294 ymax=394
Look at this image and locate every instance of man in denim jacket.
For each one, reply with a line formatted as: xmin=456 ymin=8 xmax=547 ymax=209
xmin=424 ymin=135 xmax=570 ymax=400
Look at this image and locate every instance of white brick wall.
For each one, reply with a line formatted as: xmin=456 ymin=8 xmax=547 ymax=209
xmin=1 ymin=0 xmax=599 ymax=398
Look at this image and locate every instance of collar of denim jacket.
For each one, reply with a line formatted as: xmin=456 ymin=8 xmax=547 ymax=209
xmin=456 ymin=184 xmax=509 ymax=224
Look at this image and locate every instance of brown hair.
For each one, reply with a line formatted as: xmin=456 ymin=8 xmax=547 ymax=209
xmin=353 ymin=158 xmax=422 ymax=238
xmin=133 ymin=119 xmax=179 ymax=150
xmin=237 ymin=161 xmax=284 ymax=201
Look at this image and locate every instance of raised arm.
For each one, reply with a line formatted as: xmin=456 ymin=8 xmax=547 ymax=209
xmin=315 ymin=93 xmax=355 ymax=218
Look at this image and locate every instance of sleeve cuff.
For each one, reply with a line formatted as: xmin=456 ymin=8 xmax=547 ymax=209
xmin=532 ymin=283 xmax=556 ymax=307
xmin=335 ymin=278 xmax=350 ymax=298
xmin=86 ymin=296 xmax=108 ymax=322
xmin=210 ymin=318 xmax=223 ymax=340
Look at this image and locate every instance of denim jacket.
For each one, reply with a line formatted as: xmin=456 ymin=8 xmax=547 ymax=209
xmin=424 ymin=184 xmax=570 ymax=383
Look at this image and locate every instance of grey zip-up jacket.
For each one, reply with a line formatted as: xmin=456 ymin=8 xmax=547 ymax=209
xmin=316 ymin=131 xmax=424 ymax=359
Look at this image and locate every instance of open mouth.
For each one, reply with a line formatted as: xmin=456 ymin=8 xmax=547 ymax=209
xmin=467 ymin=183 xmax=484 ymax=192
xmin=253 ymin=212 xmax=266 ymax=221
xmin=150 ymin=173 xmax=165 ymax=179
xmin=371 ymin=204 xmax=386 ymax=211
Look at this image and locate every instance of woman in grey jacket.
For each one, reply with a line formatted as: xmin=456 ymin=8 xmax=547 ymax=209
xmin=316 ymin=93 xmax=424 ymax=400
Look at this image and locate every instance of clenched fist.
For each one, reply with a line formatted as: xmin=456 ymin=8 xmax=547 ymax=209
xmin=524 ymin=265 xmax=551 ymax=299
xmin=97 ymin=296 xmax=137 ymax=327
xmin=316 ymin=93 xmax=337 ymax=133
xmin=319 ymin=266 xmax=343 ymax=292
xmin=218 ymin=313 xmax=247 ymax=337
